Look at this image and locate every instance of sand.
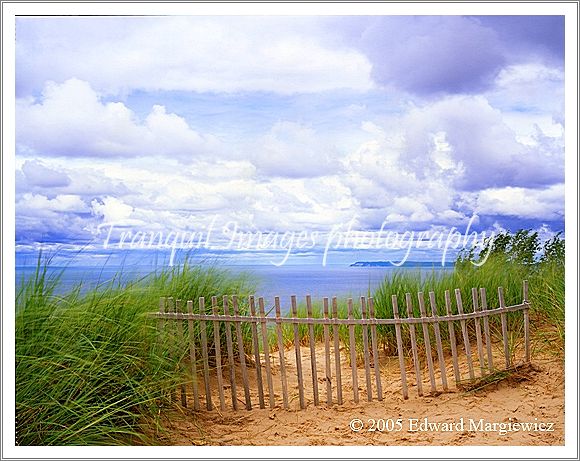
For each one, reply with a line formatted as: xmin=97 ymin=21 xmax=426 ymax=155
xmin=155 ymin=343 xmax=564 ymax=446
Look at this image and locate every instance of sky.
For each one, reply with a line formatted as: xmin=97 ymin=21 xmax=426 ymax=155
xmin=14 ymin=15 xmax=566 ymax=265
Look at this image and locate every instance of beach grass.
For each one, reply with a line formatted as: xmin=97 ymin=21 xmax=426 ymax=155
xmin=15 ymin=256 xmax=254 ymax=446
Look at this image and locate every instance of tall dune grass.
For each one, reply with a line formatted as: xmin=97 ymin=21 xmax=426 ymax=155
xmin=15 ymin=256 xmax=254 ymax=445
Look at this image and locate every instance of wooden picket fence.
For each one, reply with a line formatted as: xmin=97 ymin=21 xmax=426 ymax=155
xmin=152 ymin=281 xmax=531 ymax=412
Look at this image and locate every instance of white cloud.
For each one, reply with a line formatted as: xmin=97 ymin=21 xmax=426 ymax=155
xmin=91 ymin=196 xmax=138 ymax=224
xmin=17 ymin=193 xmax=88 ymax=215
xmin=464 ymin=184 xmax=564 ymax=220
xmin=17 ymin=79 xmax=221 ymax=160
xmin=17 ymin=17 xmax=373 ymax=96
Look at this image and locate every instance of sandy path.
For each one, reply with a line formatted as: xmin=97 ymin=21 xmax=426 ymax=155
xmin=156 ymin=343 xmax=564 ymax=446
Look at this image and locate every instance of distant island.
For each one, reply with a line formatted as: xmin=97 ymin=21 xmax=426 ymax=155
xmin=350 ymin=261 xmax=454 ymax=267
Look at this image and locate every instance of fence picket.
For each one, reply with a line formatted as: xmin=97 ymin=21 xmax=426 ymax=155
xmin=418 ymin=292 xmax=436 ymax=394
xmin=332 ymin=297 xmax=343 ymax=405
xmin=249 ymin=296 xmax=265 ymax=409
xmin=455 ymin=289 xmax=475 ymax=381
xmin=211 ymin=296 xmax=226 ymax=411
xmin=291 ymin=295 xmax=306 ymax=410
xmin=275 ymin=297 xmax=289 ymax=409
xmin=306 ymin=295 xmax=320 ymax=406
xmin=368 ymin=297 xmax=383 ymax=401
xmin=198 ymin=297 xmax=213 ymax=410
xmin=347 ymin=298 xmax=359 ymax=403
xmin=428 ymin=292 xmax=448 ymax=391
xmin=258 ymin=297 xmax=275 ymax=408
xmin=186 ymin=300 xmax=200 ymax=411
xmin=523 ymin=280 xmax=531 ymax=364
xmin=323 ymin=297 xmax=333 ymax=405
xmin=480 ymin=288 xmax=494 ymax=371
xmin=392 ymin=295 xmax=408 ymax=399
xmin=222 ymin=296 xmax=238 ymax=410
xmin=233 ymin=296 xmax=252 ymax=410
xmin=444 ymin=290 xmax=461 ymax=385
xmin=405 ymin=293 xmax=423 ymax=397
xmin=175 ymin=299 xmax=187 ymax=408
xmin=498 ymin=287 xmax=511 ymax=368
xmin=472 ymin=288 xmax=486 ymax=377
xmin=360 ymin=296 xmax=373 ymax=401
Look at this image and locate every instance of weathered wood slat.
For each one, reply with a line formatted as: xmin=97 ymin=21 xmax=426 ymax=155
xmin=498 ymin=287 xmax=511 ymax=369
xmin=186 ymin=300 xmax=200 ymax=411
xmin=418 ymin=292 xmax=437 ymax=394
xmin=472 ymin=288 xmax=486 ymax=377
xmin=233 ymin=296 xmax=252 ymax=410
xmin=455 ymin=289 xmax=475 ymax=381
xmin=360 ymin=296 xmax=373 ymax=401
xmin=306 ymin=295 xmax=320 ymax=406
xmin=249 ymin=296 xmax=265 ymax=409
xmin=291 ymin=295 xmax=306 ymax=410
xmin=174 ymin=299 xmax=187 ymax=408
xmin=275 ymin=297 xmax=289 ymax=409
xmin=523 ymin=280 xmax=531 ymax=364
xmin=368 ymin=297 xmax=383 ymax=401
xmin=445 ymin=290 xmax=461 ymax=385
xmin=347 ymin=298 xmax=359 ymax=403
xmin=258 ymin=297 xmax=275 ymax=408
xmin=198 ymin=297 xmax=213 ymax=410
xmin=222 ymin=296 xmax=238 ymax=410
xmin=479 ymin=288 xmax=494 ymax=371
xmin=322 ymin=297 xmax=333 ymax=405
xmin=428 ymin=292 xmax=448 ymax=391
xmin=211 ymin=296 xmax=226 ymax=411
xmin=405 ymin=293 xmax=423 ymax=397
xmin=332 ymin=297 xmax=343 ymax=405
xmin=392 ymin=295 xmax=408 ymax=399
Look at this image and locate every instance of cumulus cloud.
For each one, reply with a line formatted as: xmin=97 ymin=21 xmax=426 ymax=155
xmin=16 ymin=79 xmax=221 ymax=160
xmin=401 ymin=95 xmax=564 ymax=190
xmin=18 ymin=193 xmax=88 ymax=215
xmin=16 ymin=16 xmax=373 ymax=96
xmin=462 ymin=184 xmax=564 ymax=220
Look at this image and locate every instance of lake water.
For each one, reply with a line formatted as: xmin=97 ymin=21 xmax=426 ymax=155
xmin=15 ymin=263 xmax=453 ymax=310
